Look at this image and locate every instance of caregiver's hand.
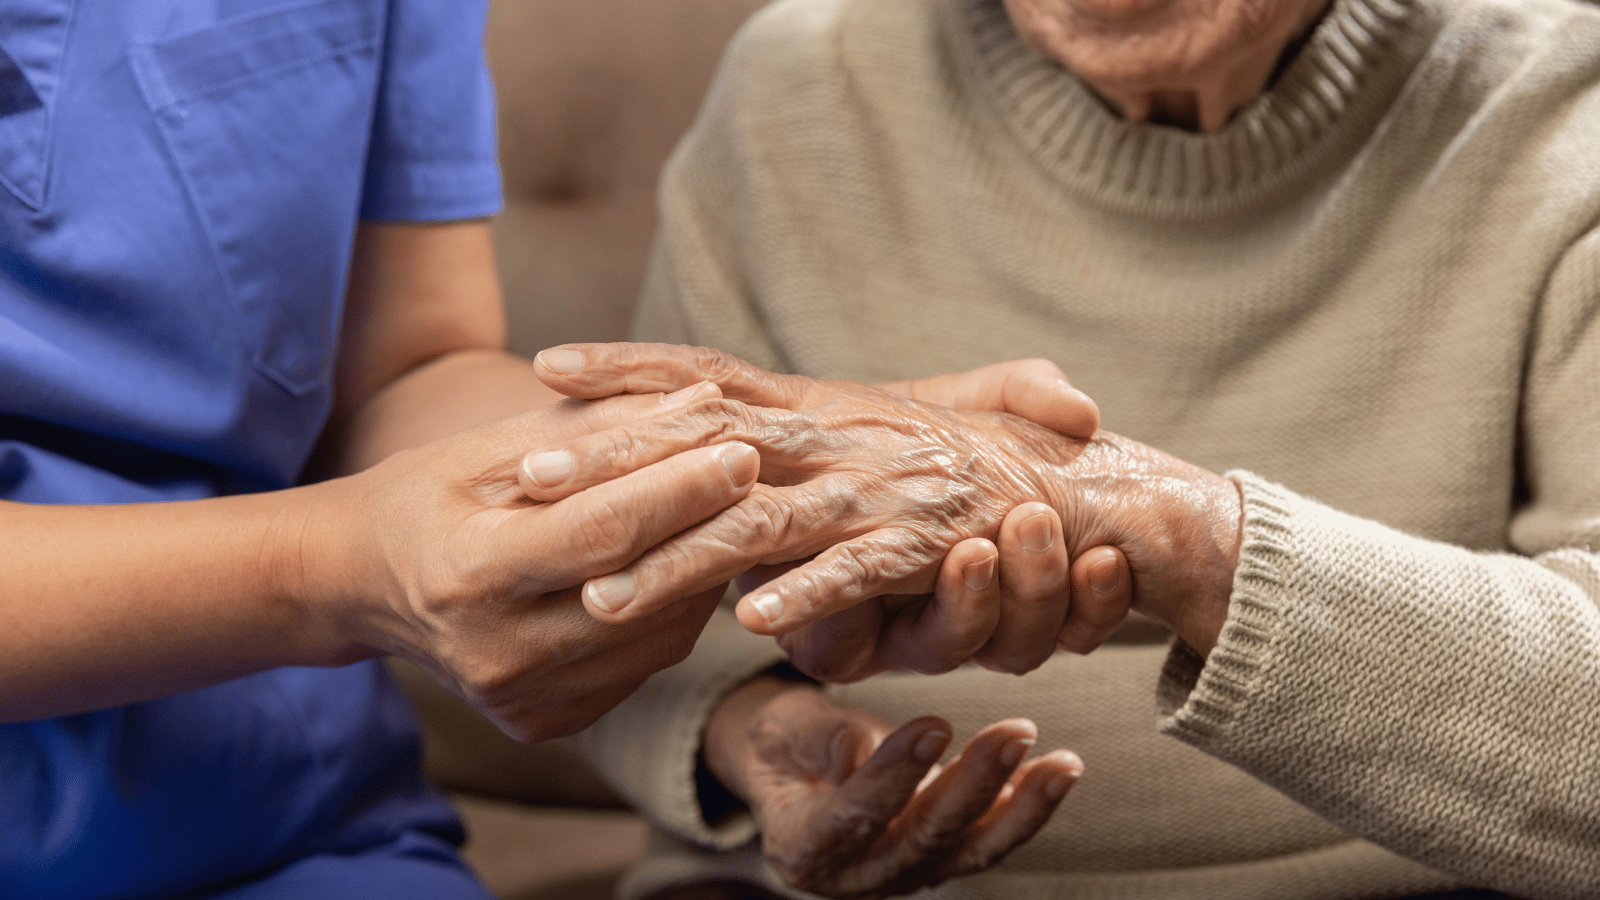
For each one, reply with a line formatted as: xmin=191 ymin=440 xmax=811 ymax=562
xmin=307 ymin=383 xmax=759 ymax=742
xmin=703 ymin=675 xmax=1081 ymax=899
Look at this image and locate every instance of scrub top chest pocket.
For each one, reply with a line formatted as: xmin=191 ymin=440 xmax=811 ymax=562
xmin=129 ymin=0 xmax=385 ymax=397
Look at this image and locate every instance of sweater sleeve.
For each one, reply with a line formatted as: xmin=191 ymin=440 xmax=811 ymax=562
xmin=1157 ymin=232 xmax=1600 ymax=900
xmin=567 ymin=605 xmax=790 ymax=849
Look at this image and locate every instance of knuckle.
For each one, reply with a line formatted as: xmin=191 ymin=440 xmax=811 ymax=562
xmin=725 ymin=488 xmax=799 ymax=543
xmin=837 ymin=527 xmax=939 ymax=586
xmin=825 ymin=804 xmax=879 ymax=846
xmin=764 ymin=847 xmax=828 ymax=893
xmin=905 ymin=815 xmax=966 ymax=857
xmin=950 ymin=841 xmax=1007 ymax=877
xmin=455 ymin=654 xmax=530 ymax=711
xmin=687 ymin=344 xmax=745 ymax=383
xmin=651 ymin=621 xmax=701 ymax=669
xmin=566 ymin=496 xmax=639 ymax=570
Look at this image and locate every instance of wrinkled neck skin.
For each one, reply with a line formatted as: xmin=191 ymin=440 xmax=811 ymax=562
xmin=1001 ymin=0 xmax=1336 ymax=132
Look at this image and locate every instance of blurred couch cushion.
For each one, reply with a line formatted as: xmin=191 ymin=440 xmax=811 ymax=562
xmin=489 ymin=0 xmax=770 ymax=356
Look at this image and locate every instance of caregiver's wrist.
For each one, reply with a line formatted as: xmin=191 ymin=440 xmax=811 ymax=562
xmin=268 ymin=474 xmax=388 ymax=668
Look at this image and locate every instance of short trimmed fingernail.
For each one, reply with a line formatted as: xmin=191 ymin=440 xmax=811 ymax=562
xmin=717 ymin=442 xmax=759 ymax=489
xmin=1000 ymin=737 xmax=1034 ymax=767
xmin=523 ymin=450 xmax=574 ymax=488
xmin=585 ymin=572 xmax=635 ymax=614
xmin=914 ymin=730 xmax=950 ymax=764
xmin=963 ymin=556 xmax=995 ymax=591
xmin=537 ymin=348 xmax=584 ymax=373
xmin=746 ymin=592 xmax=783 ymax=624
xmin=1088 ymin=553 xmax=1122 ymax=594
xmin=1020 ymin=513 xmax=1054 ymax=553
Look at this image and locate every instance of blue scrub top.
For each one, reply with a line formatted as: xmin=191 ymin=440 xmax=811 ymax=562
xmin=0 ymin=1 xmax=503 ymax=897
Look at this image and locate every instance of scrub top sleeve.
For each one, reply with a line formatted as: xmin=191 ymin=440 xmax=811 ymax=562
xmin=359 ymin=0 xmax=502 ymax=223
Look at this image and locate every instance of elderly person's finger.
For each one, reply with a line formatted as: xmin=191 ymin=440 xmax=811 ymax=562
xmin=878 ymin=358 xmax=1100 ymax=440
xmin=936 ymin=749 xmax=1082 ymax=880
xmin=776 ymin=600 xmax=887 ymax=684
xmin=973 ymin=503 xmax=1071 ymax=674
xmin=1056 ymin=545 xmax=1133 ymax=654
xmin=765 ymin=715 xmax=955 ymax=888
xmin=880 ymin=539 xmax=1005 ymax=675
xmin=780 ymin=538 xmax=1005 ymax=682
xmin=582 ymin=467 xmax=971 ymax=627
xmin=817 ymin=718 xmax=1040 ymax=897
xmin=535 ymin=342 xmax=822 ymax=408
xmin=732 ymin=525 xmax=955 ymax=634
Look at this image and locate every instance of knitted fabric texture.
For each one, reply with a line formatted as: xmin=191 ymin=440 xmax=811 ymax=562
xmin=586 ymin=0 xmax=1600 ymax=896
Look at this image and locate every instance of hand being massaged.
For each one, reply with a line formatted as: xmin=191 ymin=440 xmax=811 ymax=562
xmin=520 ymin=344 xmax=1242 ymax=679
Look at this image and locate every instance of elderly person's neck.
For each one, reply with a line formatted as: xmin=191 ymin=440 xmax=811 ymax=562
xmin=1002 ymin=0 xmax=1336 ymax=132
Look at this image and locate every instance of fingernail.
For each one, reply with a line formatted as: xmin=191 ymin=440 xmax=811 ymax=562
xmin=1020 ymin=513 xmax=1054 ymax=553
xmin=963 ymin=556 xmax=995 ymax=591
xmin=585 ymin=572 xmax=635 ymax=614
xmin=537 ymin=348 xmax=584 ymax=374
xmin=914 ymin=730 xmax=950 ymax=764
xmin=746 ymin=592 xmax=783 ymax=625
xmin=717 ymin=442 xmax=759 ymax=489
xmin=1000 ymin=737 xmax=1034 ymax=767
xmin=1088 ymin=553 xmax=1122 ymax=594
xmin=522 ymin=450 xmax=574 ymax=488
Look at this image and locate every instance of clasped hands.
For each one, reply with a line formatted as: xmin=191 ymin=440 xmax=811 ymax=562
xmin=527 ymin=343 xmax=1242 ymax=676
xmin=325 ymin=341 xmax=1239 ymax=899
xmin=515 ymin=342 xmax=1241 ymax=899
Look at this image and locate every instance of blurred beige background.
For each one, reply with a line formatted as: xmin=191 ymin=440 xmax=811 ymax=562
xmin=490 ymin=0 xmax=769 ymax=356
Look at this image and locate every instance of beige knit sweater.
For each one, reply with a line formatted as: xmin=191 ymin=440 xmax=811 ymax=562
xmin=574 ymin=0 xmax=1600 ymax=897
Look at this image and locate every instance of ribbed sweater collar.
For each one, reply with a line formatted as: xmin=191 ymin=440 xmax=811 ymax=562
xmin=951 ymin=0 xmax=1437 ymax=218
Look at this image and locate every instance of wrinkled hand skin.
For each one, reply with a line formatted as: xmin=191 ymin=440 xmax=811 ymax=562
xmin=532 ymin=344 xmax=1240 ymax=661
xmin=741 ymin=504 xmax=1130 ymax=682
xmin=534 ymin=380 xmax=1092 ymax=627
xmin=704 ymin=676 xmax=1081 ymax=900
xmin=321 ymin=386 xmax=759 ymax=741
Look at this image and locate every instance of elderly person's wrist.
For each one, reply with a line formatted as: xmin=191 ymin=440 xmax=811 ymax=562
xmin=1036 ymin=432 xmax=1242 ymax=656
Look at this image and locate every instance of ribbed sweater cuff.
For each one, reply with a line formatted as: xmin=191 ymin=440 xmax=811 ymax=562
xmin=1157 ymin=470 xmax=1298 ymax=739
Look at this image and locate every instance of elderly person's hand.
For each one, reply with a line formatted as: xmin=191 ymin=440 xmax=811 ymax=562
xmin=740 ymin=505 xmax=1131 ymax=681
xmin=309 ymin=382 xmax=762 ymax=742
xmin=697 ymin=356 xmax=1131 ymax=679
xmin=525 ymin=344 xmax=1222 ymax=666
xmin=702 ymin=674 xmax=1082 ymax=900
